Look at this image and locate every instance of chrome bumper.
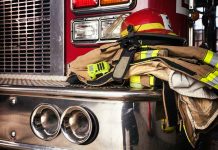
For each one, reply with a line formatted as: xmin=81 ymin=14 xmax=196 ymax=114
xmin=0 ymin=84 xmax=189 ymax=150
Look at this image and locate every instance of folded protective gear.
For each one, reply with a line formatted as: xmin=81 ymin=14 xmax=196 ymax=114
xmin=149 ymin=45 xmax=218 ymax=69
xmin=130 ymin=61 xmax=218 ymax=99
xmin=67 ymin=42 xmax=122 ymax=81
xmin=149 ymin=45 xmax=206 ymax=60
xmin=137 ymin=56 xmax=218 ymax=90
xmin=69 ymin=44 xmax=217 ymax=89
xmin=178 ymin=95 xmax=218 ymax=147
xmin=145 ymin=45 xmax=218 ymax=90
xmin=68 ymin=42 xmax=168 ymax=84
xmin=69 ymin=43 xmax=211 ymax=88
xmin=130 ymin=75 xmax=162 ymax=89
xmin=169 ymin=71 xmax=218 ymax=99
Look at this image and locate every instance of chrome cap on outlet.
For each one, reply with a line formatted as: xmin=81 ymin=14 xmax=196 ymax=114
xmin=30 ymin=104 xmax=61 ymax=140
xmin=61 ymin=106 xmax=97 ymax=144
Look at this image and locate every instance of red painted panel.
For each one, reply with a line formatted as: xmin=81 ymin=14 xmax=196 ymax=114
xmin=65 ymin=0 xmax=93 ymax=64
xmin=148 ymin=0 xmax=188 ymax=38
xmin=65 ymin=0 xmax=188 ymax=64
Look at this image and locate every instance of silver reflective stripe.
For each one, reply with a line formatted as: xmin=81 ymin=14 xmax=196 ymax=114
xmin=210 ymin=53 xmax=218 ymax=68
xmin=205 ymin=81 xmax=218 ymax=90
xmin=203 ymin=50 xmax=218 ymax=68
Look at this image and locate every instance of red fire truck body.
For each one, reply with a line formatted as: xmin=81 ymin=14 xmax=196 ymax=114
xmin=65 ymin=0 xmax=189 ymax=63
xmin=0 ymin=0 xmax=194 ymax=150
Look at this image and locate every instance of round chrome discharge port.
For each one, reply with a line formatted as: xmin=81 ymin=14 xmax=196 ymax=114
xmin=30 ymin=104 xmax=61 ymax=140
xmin=61 ymin=106 xmax=98 ymax=144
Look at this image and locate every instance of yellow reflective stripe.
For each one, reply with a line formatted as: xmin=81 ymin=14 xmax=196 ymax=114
xmin=200 ymin=78 xmax=209 ymax=83
xmin=183 ymin=125 xmax=193 ymax=146
xmin=161 ymin=119 xmax=175 ymax=132
xmin=130 ymin=75 xmax=143 ymax=89
xmin=200 ymin=71 xmax=218 ymax=83
xmin=168 ymin=32 xmax=177 ymax=36
xmin=201 ymin=71 xmax=217 ymax=83
xmin=200 ymin=70 xmax=218 ymax=90
xmin=214 ymin=84 xmax=218 ymax=89
xmin=204 ymin=50 xmax=213 ymax=65
xmin=135 ymin=23 xmax=164 ymax=32
xmin=141 ymin=45 xmax=148 ymax=48
xmin=130 ymin=75 xmax=141 ymax=84
xmin=140 ymin=51 xmax=147 ymax=59
xmin=130 ymin=75 xmax=155 ymax=88
xmin=149 ymin=75 xmax=155 ymax=87
xmin=151 ymin=50 xmax=159 ymax=57
xmin=140 ymin=50 xmax=159 ymax=59
xmin=121 ymin=23 xmax=165 ymax=37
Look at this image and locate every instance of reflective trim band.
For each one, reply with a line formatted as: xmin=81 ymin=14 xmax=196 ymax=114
xmin=130 ymin=75 xmax=143 ymax=89
xmin=204 ymin=50 xmax=213 ymax=64
xmin=203 ymin=50 xmax=218 ymax=68
xmin=149 ymin=75 xmax=155 ymax=87
xmin=130 ymin=83 xmax=144 ymax=89
xmin=183 ymin=125 xmax=194 ymax=147
xmin=161 ymin=119 xmax=175 ymax=132
xmin=200 ymin=71 xmax=218 ymax=83
xmin=200 ymin=70 xmax=218 ymax=89
xmin=141 ymin=45 xmax=149 ymax=48
xmin=140 ymin=50 xmax=159 ymax=59
xmin=141 ymin=51 xmax=150 ymax=59
xmin=168 ymin=32 xmax=177 ymax=36
xmin=130 ymin=75 xmax=140 ymax=83
xmin=211 ymin=52 xmax=218 ymax=68
xmin=121 ymin=23 xmax=165 ymax=37
xmin=214 ymin=84 xmax=218 ymax=89
xmin=130 ymin=75 xmax=155 ymax=88
xmin=151 ymin=50 xmax=159 ymax=57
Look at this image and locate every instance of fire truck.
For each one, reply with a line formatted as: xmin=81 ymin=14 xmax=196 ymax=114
xmin=0 ymin=0 xmax=217 ymax=149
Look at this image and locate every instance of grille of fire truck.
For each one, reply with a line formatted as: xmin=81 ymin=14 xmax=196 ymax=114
xmin=0 ymin=0 xmax=64 ymax=76
xmin=0 ymin=0 xmax=51 ymax=73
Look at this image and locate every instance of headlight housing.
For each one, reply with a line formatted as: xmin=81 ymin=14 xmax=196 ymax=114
xmin=72 ymin=14 xmax=128 ymax=44
xmin=73 ymin=20 xmax=99 ymax=41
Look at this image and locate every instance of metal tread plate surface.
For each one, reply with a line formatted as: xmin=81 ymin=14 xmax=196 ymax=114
xmin=0 ymin=78 xmax=69 ymax=87
xmin=0 ymin=77 xmax=129 ymax=88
